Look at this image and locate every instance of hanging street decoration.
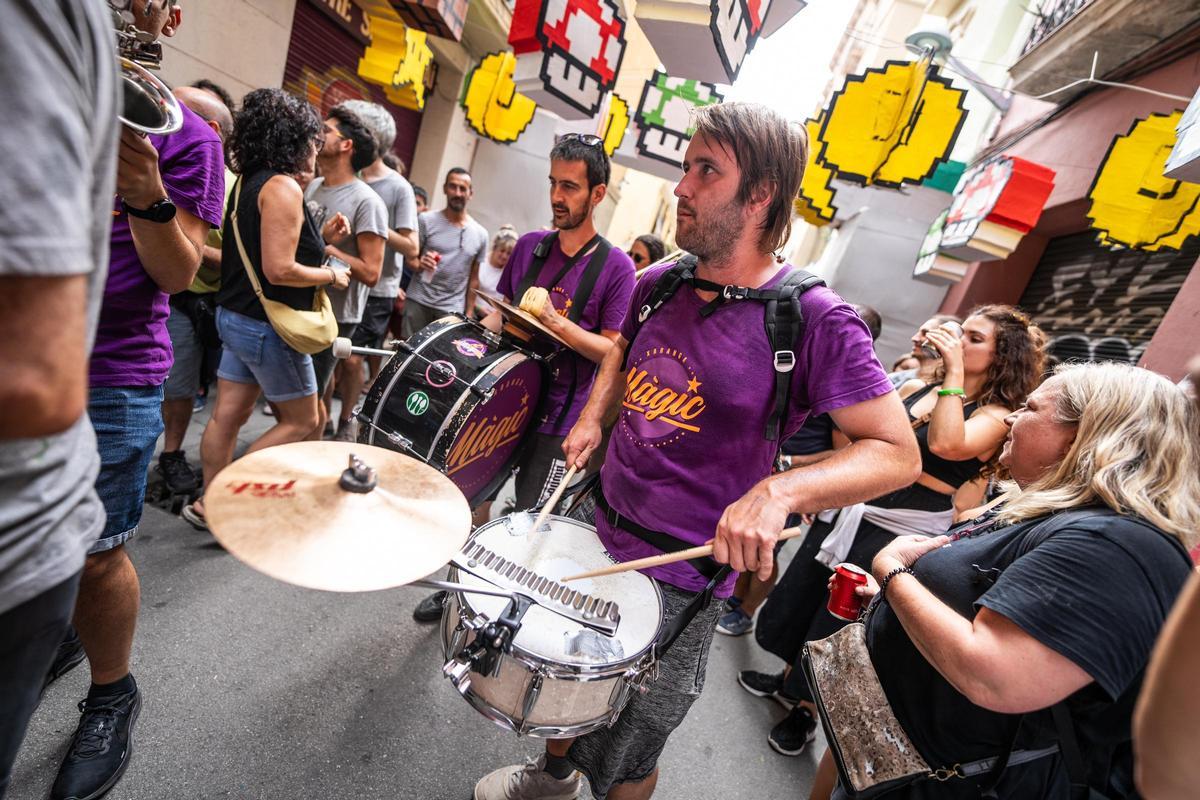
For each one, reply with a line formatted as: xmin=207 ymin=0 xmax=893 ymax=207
xmin=913 ymin=209 xmax=970 ymax=285
xmin=1165 ymin=87 xmax=1200 ymax=182
xmin=938 ymin=155 xmax=1056 ymax=262
xmin=760 ymin=0 xmax=806 ymax=39
xmin=391 ymin=0 xmax=470 ymax=41
xmin=612 ymin=71 xmax=722 ymax=179
xmin=508 ymin=0 xmax=628 ymax=120
xmin=460 ymin=51 xmax=538 ymax=144
xmin=794 ymin=115 xmax=837 ymax=227
xmin=818 ymin=57 xmax=968 ymax=189
xmin=357 ymin=15 xmax=436 ymax=111
xmin=635 ymin=0 xmax=774 ymax=85
xmin=1088 ymin=111 xmax=1200 ymax=251
xmin=599 ymin=92 xmax=630 ymax=156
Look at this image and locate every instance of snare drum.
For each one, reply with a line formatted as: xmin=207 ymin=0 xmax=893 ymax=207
xmin=358 ymin=315 xmax=545 ymax=505
xmin=441 ymin=514 xmax=663 ymax=738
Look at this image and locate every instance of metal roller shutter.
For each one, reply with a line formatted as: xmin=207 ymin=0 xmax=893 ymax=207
xmin=1018 ymin=231 xmax=1199 ymax=365
xmin=282 ymin=0 xmax=422 ymax=173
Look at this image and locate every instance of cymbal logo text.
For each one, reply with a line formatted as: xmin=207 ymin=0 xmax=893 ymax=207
xmin=226 ymin=480 xmax=297 ymax=499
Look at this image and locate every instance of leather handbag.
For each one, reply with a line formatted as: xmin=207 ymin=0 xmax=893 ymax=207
xmin=229 ymin=177 xmax=337 ymax=355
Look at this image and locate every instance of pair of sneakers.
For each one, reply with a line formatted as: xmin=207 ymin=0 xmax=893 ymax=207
xmin=737 ymin=670 xmax=818 ymax=756
xmin=43 ymin=629 xmax=143 ymax=800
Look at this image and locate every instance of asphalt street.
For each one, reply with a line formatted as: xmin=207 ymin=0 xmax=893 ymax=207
xmin=10 ymin=398 xmax=821 ymax=800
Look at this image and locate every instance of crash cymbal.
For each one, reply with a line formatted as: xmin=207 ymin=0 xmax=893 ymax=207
xmin=205 ymin=441 xmax=471 ymax=592
xmin=477 ymin=290 xmax=572 ymax=350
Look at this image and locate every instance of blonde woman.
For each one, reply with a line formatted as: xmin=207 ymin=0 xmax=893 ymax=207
xmin=815 ymin=362 xmax=1200 ymax=799
xmin=474 ymin=224 xmax=518 ymax=317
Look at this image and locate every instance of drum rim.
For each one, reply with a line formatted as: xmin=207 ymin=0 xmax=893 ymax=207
xmin=452 ymin=684 xmax=635 ymax=739
xmin=446 ymin=514 xmax=664 ymax=678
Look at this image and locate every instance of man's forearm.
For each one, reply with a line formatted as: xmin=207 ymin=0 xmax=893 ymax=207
xmin=765 ymin=436 xmax=917 ymax=516
xmin=388 ymin=228 xmax=418 ymax=259
xmin=549 ymin=319 xmax=613 ymax=364
xmin=579 ymin=339 xmax=628 ymax=429
xmin=130 ymin=217 xmax=204 ymax=294
xmin=201 ymin=244 xmax=221 ymax=271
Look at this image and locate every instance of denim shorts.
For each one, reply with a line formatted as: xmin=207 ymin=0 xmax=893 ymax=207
xmin=216 ymin=306 xmax=317 ymax=402
xmin=163 ymin=303 xmax=202 ymax=401
xmin=88 ymin=385 xmax=165 ymax=553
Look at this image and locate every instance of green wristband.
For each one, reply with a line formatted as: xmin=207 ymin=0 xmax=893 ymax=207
xmin=937 ymin=388 xmax=966 ymax=397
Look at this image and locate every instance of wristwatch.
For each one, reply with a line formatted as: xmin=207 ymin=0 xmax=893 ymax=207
xmin=124 ymin=197 xmax=177 ymax=223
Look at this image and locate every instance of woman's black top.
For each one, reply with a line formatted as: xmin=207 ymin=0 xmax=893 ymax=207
xmin=217 ymin=170 xmax=324 ymax=323
xmin=904 ymin=383 xmax=985 ymax=489
xmin=864 ymin=508 xmax=1192 ymax=798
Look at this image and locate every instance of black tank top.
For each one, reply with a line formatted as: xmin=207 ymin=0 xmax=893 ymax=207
xmin=217 ymin=170 xmax=324 ymax=323
xmin=903 ymin=383 xmax=987 ymax=489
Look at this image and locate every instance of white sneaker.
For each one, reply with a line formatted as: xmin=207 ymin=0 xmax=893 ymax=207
xmin=473 ymin=755 xmax=582 ymax=800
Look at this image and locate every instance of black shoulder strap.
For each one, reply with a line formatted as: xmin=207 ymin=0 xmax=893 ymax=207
xmin=567 ymin=237 xmax=612 ymax=325
xmin=514 ymin=231 xmax=560 ymax=300
xmin=763 ymin=269 xmax=825 ymax=441
xmin=620 ymin=256 xmax=696 ymax=370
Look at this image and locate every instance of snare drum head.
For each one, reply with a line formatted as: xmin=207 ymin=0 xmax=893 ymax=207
xmin=457 ymin=515 xmax=662 ymax=669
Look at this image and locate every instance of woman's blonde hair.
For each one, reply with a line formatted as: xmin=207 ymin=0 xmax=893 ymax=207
xmin=492 ymin=224 xmax=519 ymax=249
xmin=997 ymin=362 xmax=1200 ymax=547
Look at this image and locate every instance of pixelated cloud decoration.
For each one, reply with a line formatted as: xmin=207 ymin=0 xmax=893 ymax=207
xmin=460 ymin=52 xmax=538 ymax=144
xmin=635 ymin=71 xmax=723 ymax=170
xmin=794 ymin=115 xmax=837 ymax=227
xmin=634 ymin=0 xmax=773 ymax=85
xmin=818 ymin=58 xmax=968 ymax=189
xmin=358 ymin=15 xmax=434 ymax=111
xmin=509 ymin=0 xmax=627 ymax=120
xmin=1087 ymin=111 xmax=1200 ymax=252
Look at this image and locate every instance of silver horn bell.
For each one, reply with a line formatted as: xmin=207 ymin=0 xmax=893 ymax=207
xmin=110 ymin=1 xmax=183 ymax=135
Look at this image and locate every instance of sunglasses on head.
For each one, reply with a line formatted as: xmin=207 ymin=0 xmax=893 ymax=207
xmin=558 ymin=133 xmax=604 ymax=148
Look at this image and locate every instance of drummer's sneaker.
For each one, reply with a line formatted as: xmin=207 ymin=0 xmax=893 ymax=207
xmin=474 ymin=754 xmax=582 ymax=800
xmin=737 ymin=669 xmax=798 ymax=710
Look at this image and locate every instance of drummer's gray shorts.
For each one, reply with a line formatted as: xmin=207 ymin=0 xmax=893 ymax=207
xmin=568 ymin=581 xmax=722 ymax=799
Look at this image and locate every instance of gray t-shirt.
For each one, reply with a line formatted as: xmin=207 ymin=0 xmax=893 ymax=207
xmin=366 ymin=171 xmax=418 ymax=299
xmin=305 ymin=176 xmax=388 ymax=323
xmin=405 ymin=210 xmax=489 ymax=312
xmin=0 ymin=0 xmax=118 ymax=615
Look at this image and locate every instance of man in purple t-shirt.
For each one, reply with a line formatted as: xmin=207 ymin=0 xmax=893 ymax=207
xmin=412 ymin=134 xmax=636 ymax=625
xmin=474 ymin=104 xmax=921 ymax=800
xmin=44 ymin=4 xmax=226 ymax=799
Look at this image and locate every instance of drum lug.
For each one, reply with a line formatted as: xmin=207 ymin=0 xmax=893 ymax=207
xmin=517 ymin=671 xmax=546 ymax=735
xmin=443 ymin=657 xmax=473 ymax=693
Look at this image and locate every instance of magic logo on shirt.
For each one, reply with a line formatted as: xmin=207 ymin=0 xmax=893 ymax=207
xmin=621 ymin=346 xmax=706 ymax=445
xmin=550 ymin=286 xmax=574 ymax=317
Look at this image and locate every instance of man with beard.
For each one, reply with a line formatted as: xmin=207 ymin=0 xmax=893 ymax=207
xmin=410 ymin=135 xmax=636 ymax=624
xmin=472 ymin=103 xmax=920 ymax=800
xmin=401 ymin=167 xmax=489 ymax=335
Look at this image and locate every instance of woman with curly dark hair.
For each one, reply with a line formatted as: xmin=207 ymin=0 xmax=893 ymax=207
xmin=742 ymin=304 xmax=1045 ymax=757
xmin=184 ymin=89 xmax=350 ymax=529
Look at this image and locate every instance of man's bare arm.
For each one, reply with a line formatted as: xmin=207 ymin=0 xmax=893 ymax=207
xmin=0 ymin=275 xmax=89 ymax=439
xmin=561 ymin=334 xmax=628 ymax=468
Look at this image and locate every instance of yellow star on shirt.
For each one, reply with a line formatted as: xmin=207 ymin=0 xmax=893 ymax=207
xmin=686 ymin=377 xmax=701 ymax=393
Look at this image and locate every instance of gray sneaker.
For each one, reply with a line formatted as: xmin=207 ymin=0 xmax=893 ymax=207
xmin=333 ymin=418 xmax=358 ymax=442
xmin=474 ymin=755 xmax=582 ymax=800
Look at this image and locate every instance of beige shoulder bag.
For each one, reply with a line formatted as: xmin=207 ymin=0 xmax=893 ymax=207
xmin=229 ymin=177 xmax=337 ymax=355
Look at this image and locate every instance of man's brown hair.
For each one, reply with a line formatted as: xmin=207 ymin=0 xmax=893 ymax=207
xmin=690 ymin=102 xmax=808 ymax=254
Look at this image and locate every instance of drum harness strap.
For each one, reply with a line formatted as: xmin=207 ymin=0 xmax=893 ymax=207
xmin=514 ymin=231 xmax=613 ymax=431
xmin=599 ymin=256 xmax=826 ymax=656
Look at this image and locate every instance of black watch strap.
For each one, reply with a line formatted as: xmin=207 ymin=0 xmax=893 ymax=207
xmin=124 ymin=197 xmax=176 ymax=222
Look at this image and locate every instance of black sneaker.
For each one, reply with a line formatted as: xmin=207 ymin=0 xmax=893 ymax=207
xmin=412 ymin=591 xmax=447 ymax=623
xmin=51 ymin=683 xmax=142 ymax=800
xmin=768 ymin=706 xmax=818 ymax=756
xmin=42 ymin=626 xmax=87 ymax=695
xmin=737 ymin=670 xmax=798 ymax=710
xmin=156 ymin=450 xmax=199 ymax=494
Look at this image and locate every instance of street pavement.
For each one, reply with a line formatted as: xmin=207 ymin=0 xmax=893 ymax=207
xmin=10 ymin=397 xmax=821 ymax=800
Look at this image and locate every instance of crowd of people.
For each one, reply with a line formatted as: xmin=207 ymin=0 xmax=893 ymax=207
xmin=2 ymin=3 xmax=1199 ymax=800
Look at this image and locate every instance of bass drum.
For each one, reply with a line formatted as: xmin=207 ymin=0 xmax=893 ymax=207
xmin=358 ymin=315 xmax=545 ymax=505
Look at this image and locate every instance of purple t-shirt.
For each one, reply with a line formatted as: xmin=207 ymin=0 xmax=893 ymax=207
xmin=498 ymin=231 xmax=636 ymax=436
xmin=89 ymin=105 xmax=226 ymax=386
xmin=597 ymin=263 xmax=893 ymax=595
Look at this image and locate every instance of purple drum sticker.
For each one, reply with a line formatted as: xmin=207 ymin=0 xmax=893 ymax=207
xmin=453 ymin=338 xmax=489 ymax=359
xmin=444 ymin=359 xmax=542 ymax=498
xmin=425 ymin=360 xmax=458 ymax=389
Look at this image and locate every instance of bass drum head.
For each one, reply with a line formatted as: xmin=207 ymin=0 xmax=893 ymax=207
xmin=455 ymin=515 xmax=662 ymax=672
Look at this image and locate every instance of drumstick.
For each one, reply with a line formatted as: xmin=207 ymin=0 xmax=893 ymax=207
xmin=561 ymin=525 xmax=807 ymax=581
xmin=530 ymin=465 xmax=578 ymax=533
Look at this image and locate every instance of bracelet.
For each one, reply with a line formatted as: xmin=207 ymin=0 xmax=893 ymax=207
xmin=937 ymin=387 xmax=966 ymax=397
xmin=325 ymin=266 xmax=336 ymax=285
xmin=880 ymin=566 xmax=916 ymax=597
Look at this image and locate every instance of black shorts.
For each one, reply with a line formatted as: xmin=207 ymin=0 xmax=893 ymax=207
xmin=352 ymin=295 xmax=393 ymax=348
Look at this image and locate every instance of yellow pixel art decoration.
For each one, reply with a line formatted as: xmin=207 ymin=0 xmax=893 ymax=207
xmin=600 ymin=93 xmax=629 ymax=156
xmin=460 ymin=51 xmax=537 ymax=144
xmin=357 ymin=15 xmax=435 ymax=111
xmin=794 ymin=115 xmax=838 ymax=226
xmin=1087 ymin=110 xmax=1200 ymax=251
xmin=818 ymin=58 xmax=967 ymax=189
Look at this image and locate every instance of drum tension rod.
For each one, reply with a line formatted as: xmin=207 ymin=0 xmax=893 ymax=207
xmin=393 ymin=338 xmax=491 ymax=400
xmin=355 ymin=414 xmax=414 ymax=453
xmin=444 ymin=592 xmax=534 ymax=679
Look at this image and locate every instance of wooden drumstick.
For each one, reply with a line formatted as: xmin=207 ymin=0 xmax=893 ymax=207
xmin=562 ymin=525 xmax=808 ymax=581
xmin=530 ymin=465 xmax=578 ymax=534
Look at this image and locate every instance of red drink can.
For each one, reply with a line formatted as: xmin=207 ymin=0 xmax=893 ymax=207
xmin=827 ymin=563 xmax=870 ymax=621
